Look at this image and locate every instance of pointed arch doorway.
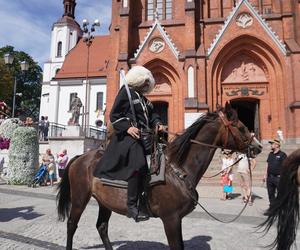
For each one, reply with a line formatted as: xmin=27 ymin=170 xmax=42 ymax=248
xmin=230 ymin=99 xmax=260 ymax=138
xmin=153 ymin=101 xmax=168 ymax=125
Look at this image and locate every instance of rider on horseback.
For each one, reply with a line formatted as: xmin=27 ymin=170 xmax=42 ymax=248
xmin=94 ymin=66 xmax=164 ymax=222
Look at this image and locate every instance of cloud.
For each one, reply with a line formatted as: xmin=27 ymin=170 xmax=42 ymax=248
xmin=0 ymin=0 xmax=111 ymax=66
xmin=77 ymin=0 xmax=111 ymax=34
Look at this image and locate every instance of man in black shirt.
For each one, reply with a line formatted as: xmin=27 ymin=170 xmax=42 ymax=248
xmin=263 ymin=139 xmax=287 ymax=205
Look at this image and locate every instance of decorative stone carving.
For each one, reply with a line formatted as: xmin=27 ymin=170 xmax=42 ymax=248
xmin=224 ymin=87 xmax=265 ymax=97
xmin=221 ymin=54 xmax=268 ymax=83
xmin=236 ymin=13 xmax=253 ymax=29
xmin=149 ymin=37 xmax=165 ymax=54
xmin=149 ymin=73 xmax=171 ymax=95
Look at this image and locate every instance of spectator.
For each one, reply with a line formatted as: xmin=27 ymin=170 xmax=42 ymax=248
xmin=237 ymin=153 xmax=256 ymax=206
xmin=57 ymin=149 xmax=68 ymax=178
xmin=44 ymin=116 xmax=49 ymax=141
xmin=24 ymin=117 xmax=33 ymax=126
xmin=263 ymin=139 xmax=287 ymax=206
xmin=38 ymin=116 xmax=45 ymax=141
xmin=42 ymin=149 xmax=55 ymax=186
xmin=220 ymin=150 xmax=235 ymax=200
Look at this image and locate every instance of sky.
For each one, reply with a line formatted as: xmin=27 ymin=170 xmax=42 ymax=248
xmin=0 ymin=0 xmax=112 ymax=67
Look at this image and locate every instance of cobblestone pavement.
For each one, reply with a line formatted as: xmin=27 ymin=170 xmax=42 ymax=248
xmin=0 ymin=183 xmax=299 ymax=250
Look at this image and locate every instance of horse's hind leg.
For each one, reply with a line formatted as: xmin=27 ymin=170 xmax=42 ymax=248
xmin=96 ymin=203 xmax=113 ymax=250
xmin=67 ymin=197 xmax=91 ymax=250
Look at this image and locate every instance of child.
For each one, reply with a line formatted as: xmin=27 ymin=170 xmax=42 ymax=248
xmin=220 ymin=150 xmax=235 ymax=200
xmin=47 ymin=162 xmax=55 ymax=186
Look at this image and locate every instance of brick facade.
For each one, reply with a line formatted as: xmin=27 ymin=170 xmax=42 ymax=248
xmin=104 ymin=0 xmax=300 ymax=142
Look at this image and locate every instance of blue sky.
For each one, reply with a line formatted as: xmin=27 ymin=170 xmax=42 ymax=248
xmin=0 ymin=0 xmax=111 ymax=67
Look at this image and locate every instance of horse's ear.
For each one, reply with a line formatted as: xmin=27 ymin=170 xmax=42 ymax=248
xmin=224 ymin=102 xmax=238 ymax=121
xmin=216 ymin=104 xmax=222 ymax=112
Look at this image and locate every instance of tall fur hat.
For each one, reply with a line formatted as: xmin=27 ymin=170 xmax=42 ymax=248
xmin=125 ymin=66 xmax=155 ymax=94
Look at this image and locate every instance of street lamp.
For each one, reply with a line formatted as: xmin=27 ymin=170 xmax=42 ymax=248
xmin=3 ymin=53 xmax=29 ymax=117
xmin=82 ymin=19 xmax=100 ymax=135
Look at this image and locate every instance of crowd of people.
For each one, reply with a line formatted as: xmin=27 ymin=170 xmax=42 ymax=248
xmin=39 ymin=148 xmax=68 ymax=186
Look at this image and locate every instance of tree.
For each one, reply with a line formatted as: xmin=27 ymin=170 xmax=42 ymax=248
xmin=0 ymin=61 xmax=13 ymax=114
xmin=0 ymin=46 xmax=42 ymax=120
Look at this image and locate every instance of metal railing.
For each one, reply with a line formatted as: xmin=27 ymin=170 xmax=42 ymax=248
xmin=86 ymin=125 xmax=107 ymax=141
xmin=49 ymin=122 xmax=66 ymax=137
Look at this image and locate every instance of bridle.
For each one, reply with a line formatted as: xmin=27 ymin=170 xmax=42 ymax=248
xmin=167 ymin=111 xmax=256 ymax=223
xmin=190 ymin=111 xmax=254 ymax=153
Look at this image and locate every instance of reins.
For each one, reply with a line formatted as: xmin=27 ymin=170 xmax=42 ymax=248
xmin=166 ymin=111 xmax=255 ymax=223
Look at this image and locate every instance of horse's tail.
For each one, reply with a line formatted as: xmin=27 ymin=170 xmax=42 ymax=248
xmin=259 ymin=149 xmax=300 ymax=250
xmin=57 ymin=155 xmax=81 ymax=221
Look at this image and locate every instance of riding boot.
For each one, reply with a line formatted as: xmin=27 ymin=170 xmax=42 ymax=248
xmin=127 ymin=175 xmax=149 ymax=222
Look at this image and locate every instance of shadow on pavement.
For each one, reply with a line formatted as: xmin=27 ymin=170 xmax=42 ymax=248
xmin=82 ymin=235 xmax=212 ymax=250
xmin=0 ymin=206 xmax=43 ymax=222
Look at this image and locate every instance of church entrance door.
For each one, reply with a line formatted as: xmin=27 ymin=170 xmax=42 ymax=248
xmin=153 ymin=101 xmax=168 ymax=126
xmin=230 ymin=99 xmax=260 ymax=138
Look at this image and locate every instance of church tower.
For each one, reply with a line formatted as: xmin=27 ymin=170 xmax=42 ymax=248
xmin=40 ymin=0 xmax=82 ymax=123
xmin=43 ymin=0 xmax=82 ymax=82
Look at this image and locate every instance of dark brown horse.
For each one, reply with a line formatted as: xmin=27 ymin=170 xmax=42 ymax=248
xmin=260 ymin=148 xmax=300 ymax=250
xmin=57 ymin=104 xmax=262 ymax=250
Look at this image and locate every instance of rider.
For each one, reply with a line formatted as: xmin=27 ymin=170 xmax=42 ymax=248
xmin=94 ymin=66 xmax=164 ymax=222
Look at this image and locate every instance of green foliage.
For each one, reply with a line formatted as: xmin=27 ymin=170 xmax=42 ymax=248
xmin=0 ymin=46 xmax=42 ymax=120
xmin=8 ymin=127 xmax=39 ymax=185
xmin=0 ymin=61 xmax=13 ymax=103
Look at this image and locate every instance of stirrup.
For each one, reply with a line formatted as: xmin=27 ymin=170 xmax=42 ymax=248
xmin=127 ymin=207 xmax=149 ymax=222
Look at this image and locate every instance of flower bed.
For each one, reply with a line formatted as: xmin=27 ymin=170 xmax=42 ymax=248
xmin=0 ymin=118 xmax=22 ymax=139
xmin=0 ymin=137 xmax=10 ymax=150
xmin=7 ymin=127 xmax=39 ymax=185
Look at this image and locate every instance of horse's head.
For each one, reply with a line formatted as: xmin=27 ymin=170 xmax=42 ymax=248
xmin=217 ymin=102 xmax=262 ymax=157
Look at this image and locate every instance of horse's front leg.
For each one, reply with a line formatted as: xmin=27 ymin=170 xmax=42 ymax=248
xmin=162 ymin=216 xmax=184 ymax=250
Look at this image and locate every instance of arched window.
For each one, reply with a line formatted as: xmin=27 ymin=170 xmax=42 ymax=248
xmin=57 ymin=41 xmax=62 ymax=57
xmin=187 ymin=66 xmax=195 ymax=98
xmin=147 ymin=0 xmax=172 ymax=21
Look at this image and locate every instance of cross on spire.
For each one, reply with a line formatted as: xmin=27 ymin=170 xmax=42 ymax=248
xmin=154 ymin=8 xmax=159 ymax=21
xmin=63 ymin=0 xmax=76 ymax=19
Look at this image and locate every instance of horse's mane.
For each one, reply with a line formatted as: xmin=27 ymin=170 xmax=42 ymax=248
xmin=167 ymin=112 xmax=218 ymax=167
xmin=259 ymin=149 xmax=300 ymax=250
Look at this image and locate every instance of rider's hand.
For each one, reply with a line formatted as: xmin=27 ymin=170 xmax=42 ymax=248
xmin=158 ymin=124 xmax=167 ymax=132
xmin=127 ymin=126 xmax=140 ymax=139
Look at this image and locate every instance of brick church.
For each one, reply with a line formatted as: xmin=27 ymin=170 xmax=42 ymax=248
xmin=51 ymin=0 xmax=300 ymax=143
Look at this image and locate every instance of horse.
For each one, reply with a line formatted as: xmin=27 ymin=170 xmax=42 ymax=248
xmin=260 ymin=148 xmax=300 ymax=250
xmin=57 ymin=103 xmax=262 ymax=250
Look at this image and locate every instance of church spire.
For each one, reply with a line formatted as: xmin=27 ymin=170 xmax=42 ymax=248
xmin=63 ymin=0 xmax=76 ymax=19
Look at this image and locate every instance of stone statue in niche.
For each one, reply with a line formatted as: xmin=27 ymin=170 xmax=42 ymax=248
xmin=236 ymin=13 xmax=253 ymax=29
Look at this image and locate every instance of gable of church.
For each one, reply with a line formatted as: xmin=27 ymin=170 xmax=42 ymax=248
xmin=133 ymin=18 xmax=180 ymax=60
xmin=207 ymin=0 xmax=287 ymax=57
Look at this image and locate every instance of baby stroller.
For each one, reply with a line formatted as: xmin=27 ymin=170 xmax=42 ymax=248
xmin=28 ymin=164 xmax=48 ymax=187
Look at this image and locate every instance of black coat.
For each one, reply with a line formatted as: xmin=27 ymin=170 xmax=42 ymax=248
xmin=94 ymin=86 xmax=161 ymax=181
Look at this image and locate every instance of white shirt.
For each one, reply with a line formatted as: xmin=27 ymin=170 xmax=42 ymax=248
xmin=237 ymin=154 xmax=250 ymax=174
